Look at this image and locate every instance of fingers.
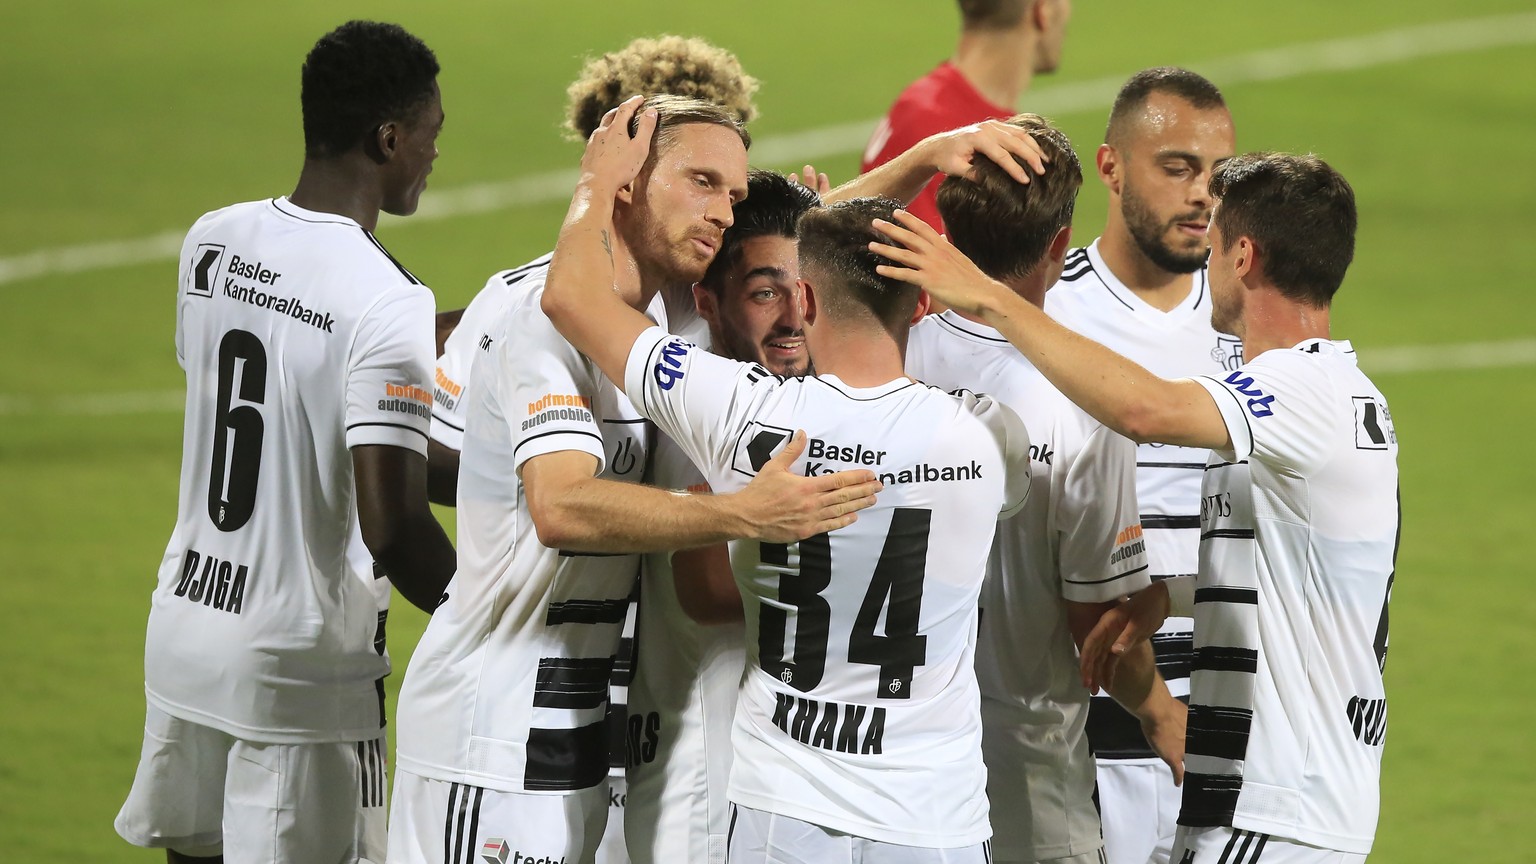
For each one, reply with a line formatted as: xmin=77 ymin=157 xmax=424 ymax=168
xmin=766 ymin=429 xmax=807 ymax=470
xmin=972 ymin=136 xmax=1033 ymax=186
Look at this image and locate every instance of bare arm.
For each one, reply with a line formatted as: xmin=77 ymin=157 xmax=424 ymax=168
xmin=523 ymin=431 xmax=877 ymax=554
xmin=823 ymin=120 xmax=1047 ymax=206
xmin=353 ymin=444 xmax=456 ymax=613
xmin=871 ymin=210 xmax=1231 ymax=450
xmin=1068 ymin=599 xmax=1186 ymax=785
xmin=671 ymin=543 xmax=744 ymax=625
xmin=425 ymin=437 xmax=460 ymax=507
xmin=435 ymin=307 xmax=465 ymax=358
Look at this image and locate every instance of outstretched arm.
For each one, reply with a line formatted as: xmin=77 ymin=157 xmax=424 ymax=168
xmin=541 ymin=96 xmax=663 ymax=392
xmin=824 ymin=121 xmax=1047 ymax=206
xmin=871 ymin=210 xmax=1230 ymax=450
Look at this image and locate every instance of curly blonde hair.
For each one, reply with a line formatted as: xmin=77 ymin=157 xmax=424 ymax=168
xmin=564 ymin=35 xmax=759 ymax=140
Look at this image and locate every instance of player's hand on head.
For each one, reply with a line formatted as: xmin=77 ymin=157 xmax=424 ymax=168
xmin=869 ymin=210 xmax=1004 ymax=316
xmin=737 ymin=430 xmax=882 ymax=542
xmin=791 ymin=164 xmax=832 ymax=197
xmin=580 ymin=95 xmax=657 ymax=192
xmin=921 ymin=120 xmax=1047 ymax=186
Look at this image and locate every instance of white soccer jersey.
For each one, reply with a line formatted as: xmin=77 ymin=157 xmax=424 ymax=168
xmin=906 ymin=311 xmax=1149 ymax=861
xmin=394 ymin=263 xmax=652 ymax=793
xmin=431 ymin=254 xmax=553 ymax=451
xmin=1047 ymin=240 xmax=1225 ymax=758
xmin=143 ymin=197 xmax=434 ymax=743
xmin=625 ymin=433 xmax=745 ymax=864
xmin=1182 ymin=340 xmax=1397 ymax=855
xmin=624 ymin=327 xmax=1032 ymax=848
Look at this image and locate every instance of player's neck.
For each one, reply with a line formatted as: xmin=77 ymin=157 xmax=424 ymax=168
xmin=1239 ymin=289 xmax=1332 ymax=360
xmin=1097 ymin=224 xmax=1195 ymax=312
xmin=290 ymin=159 xmax=384 ymax=232
xmin=808 ymin=328 xmax=909 ymax=388
xmin=609 ymin=231 xmax=652 ymax=311
xmin=951 ymin=29 xmax=1035 ymax=109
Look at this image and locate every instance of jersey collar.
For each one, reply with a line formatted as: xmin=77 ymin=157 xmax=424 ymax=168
xmin=1086 ymin=238 xmax=1209 ymax=325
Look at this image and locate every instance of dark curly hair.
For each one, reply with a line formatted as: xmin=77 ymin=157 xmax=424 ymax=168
xmin=301 ymin=21 xmax=440 ymax=158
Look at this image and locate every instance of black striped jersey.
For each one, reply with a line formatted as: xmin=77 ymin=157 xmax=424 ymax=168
xmin=394 ymin=261 xmax=653 ymax=793
xmin=624 ymin=326 xmax=1032 ymax=848
xmin=906 ymin=311 xmax=1149 ymax=861
xmin=144 ymin=197 xmax=434 ymax=743
xmin=1184 ymin=339 xmax=1397 ymax=854
xmin=1046 ymin=241 xmax=1231 ymax=758
xmin=430 ymin=254 xmax=553 ymax=452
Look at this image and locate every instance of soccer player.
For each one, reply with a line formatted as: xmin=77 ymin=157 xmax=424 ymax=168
xmin=114 ymin=20 xmax=456 ymax=864
xmin=905 ymin=113 xmax=1186 ymax=864
xmin=861 ymin=0 xmax=1072 ymax=232
xmin=427 ymin=34 xmax=759 ymax=505
xmin=625 ymin=169 xmax=819 ymax=864
xmin=874 ymin=151 xmax=1398 ymax=864
xmin=545 ymin=96 xmax=1034 ymax=863
xmin=1044 ymin=68 xmax=1236 ymax=864
xmin=387 ymin=96 xmax=880 ymax=864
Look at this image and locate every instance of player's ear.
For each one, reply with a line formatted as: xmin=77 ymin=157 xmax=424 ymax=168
xmin=800 ymin=279 xmax=820 ymax=327
xmin=1234 ymin=236 xmax=1257 ymax=281
xmin=1096 ymin=144 xmax=1120 ymax=194
xmin=1048 ymin=225 xmax=1073 ymax=262
xmin=909 ymin=290 xmax=931 ymax=325
xmin=692 ymin=282 xmax=718 ymax=323
xmin=615 ymin=180 xmax=636 ymax=205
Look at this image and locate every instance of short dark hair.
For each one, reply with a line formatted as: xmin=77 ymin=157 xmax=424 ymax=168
xmin=301 ymin=21 xmax=440 ymax=159
xmin=1210 ymin=152 xmax=1357 ymax=307
xmin=958 ymin=0 xmax=1029 ymax=30
xmin=631 ymin=94 xmax=752 ymax=155
xmin=935 ymin=114 xmax=1081 ymax=282
xmin=1106 ymin=67 xmax=1226 ymax=146
xmin=701 ymin=170 xmax=819 ymax=290
xmin=797 ymin=197 xmax=922 ymax=332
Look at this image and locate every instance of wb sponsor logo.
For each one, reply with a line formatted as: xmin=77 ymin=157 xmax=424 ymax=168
xmin=652 ymin=338 xmax=691 ymax=391
xmin=1223 ymin=370 xmax=1275 ymax=418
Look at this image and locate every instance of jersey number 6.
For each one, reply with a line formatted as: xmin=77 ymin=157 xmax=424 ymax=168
xmin=208 ymin=329 xmax=267 ymax=532
xmin=758 ymin=508 xmax=931 ymax=699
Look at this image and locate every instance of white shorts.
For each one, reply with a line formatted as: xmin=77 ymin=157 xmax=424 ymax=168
xmin=115 ymin=704 xmax=386 ymax=863
xmin=387 ymin=770 xmax=608 ymax=864
xmin=726 ymin=804 xmax=991 ymax=864
xmin=594 ymin=772 xmax=629 ymax=864
xmin=1097 ymin=759 xmax=1180 ymax=864
xmin=1172 ymin=827 xmax=1367 ymax=864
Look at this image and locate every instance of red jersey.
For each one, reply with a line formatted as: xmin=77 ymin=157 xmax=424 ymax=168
xmin=861 ymin=62 xmax=1013 ymax=231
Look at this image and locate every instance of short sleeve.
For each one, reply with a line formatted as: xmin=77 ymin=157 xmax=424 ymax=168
xmin=623 ymin=326 xmax=767 ymax=474
xmin=430 ymin=274 xmax=506 ymax=451
xmin=1056 ymin=422 xmax=1151 ymax=603
xmin=967 ymin=394 xmax=1030 ymax=519
xmin=1191 ymin=352 xmax=1337 ymax=475
xmin=345 ymin=285 xmax=436 ymax=455
xmin=501 ymin=304 xmax=608 ymax=474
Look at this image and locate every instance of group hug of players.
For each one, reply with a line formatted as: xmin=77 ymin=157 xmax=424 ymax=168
xmin=115 ymin=13 xmax=1398 ymax=864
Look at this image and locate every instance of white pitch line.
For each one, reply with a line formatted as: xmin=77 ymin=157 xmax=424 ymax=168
xmin=2 ymin=338 xmax=1533 ymax=417
xmin=2 ymin=11 xmax=1534 ymax=288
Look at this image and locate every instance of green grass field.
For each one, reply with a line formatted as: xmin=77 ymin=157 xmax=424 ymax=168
xmin=2 ymin=2 xmax=1533 ymax=860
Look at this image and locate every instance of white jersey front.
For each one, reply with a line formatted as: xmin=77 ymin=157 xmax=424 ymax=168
xmin=144 ymin=197 xmax=434 ymax=743
xmin=907 ymin=311 xmax=1149 ymax=860
xmin=1047 ymin=240 xmax=1228 ymax=758
xmin=395 ymin=263 xmax=652 ymax=792
xmin=1184 ymin=340 xmax=1397 ymax=855
xmin=625 ymin=433 xmax=744 ymax=864
xmin=431 ymin=254 xmax=553 ymax=451
xmin=624 ymin=327 xmax=1032 ymax=848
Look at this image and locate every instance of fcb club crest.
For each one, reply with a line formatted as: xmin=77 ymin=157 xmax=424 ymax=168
xmin=1211 ymin=335 xmax=1245 ymax=372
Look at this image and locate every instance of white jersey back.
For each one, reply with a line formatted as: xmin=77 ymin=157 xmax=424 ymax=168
xmin=907 ymin=311 xmax=1148 ymax=860
xmin=1185 ymin=340 xmax=1397 ymax=854
xmin=624 ymin=327 xmax=1032 ymax=848
xmin=395 ymin=263 xmax=651 ymax=792
xmin=625 ymin=433 xmax=744 ymax=864
xmin=145 ymin=197 xmax=435 ymax=743
xmin=431 ymin=254 xmax=553 ymax=451
xmin=1046 ymin=240 xmax=1229 ymax=757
